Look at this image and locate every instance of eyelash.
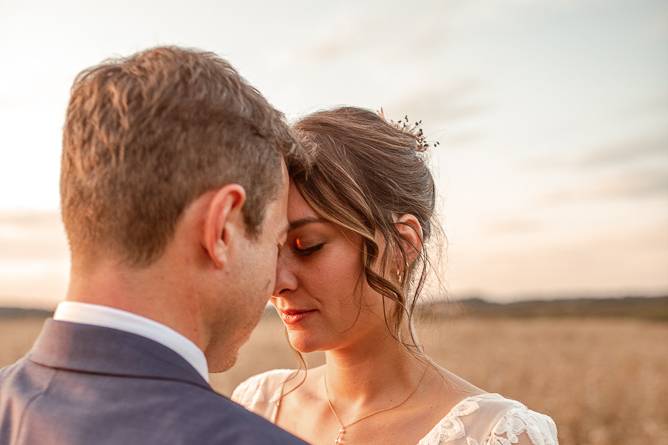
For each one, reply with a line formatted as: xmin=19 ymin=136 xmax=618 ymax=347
xmin=293 ymin=242 xmax=324 ymax=257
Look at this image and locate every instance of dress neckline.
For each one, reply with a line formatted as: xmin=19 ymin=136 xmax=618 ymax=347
xmin=268 ymin=369 xmax=504 ymax=443
xmin=416 ymin=392 xmax=505 ymax=444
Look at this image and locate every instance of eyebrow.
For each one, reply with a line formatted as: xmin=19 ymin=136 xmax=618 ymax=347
xmin=288 ymin=217 xmax=328 ymax=230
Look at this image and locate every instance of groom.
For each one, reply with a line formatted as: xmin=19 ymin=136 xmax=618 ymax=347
xmin=0 ymin=47 xmax=306 ymax=444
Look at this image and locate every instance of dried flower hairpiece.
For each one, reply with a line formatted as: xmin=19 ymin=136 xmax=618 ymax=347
xmin=377 ymin=107 xmax=440 ymax=152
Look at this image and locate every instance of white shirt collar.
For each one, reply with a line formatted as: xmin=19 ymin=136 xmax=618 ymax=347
xmin=53 ymin=301 xmax=209 ymax=383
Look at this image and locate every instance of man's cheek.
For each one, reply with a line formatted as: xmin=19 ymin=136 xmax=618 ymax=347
xmin=264 ymin=278 xmax=273 ymax=294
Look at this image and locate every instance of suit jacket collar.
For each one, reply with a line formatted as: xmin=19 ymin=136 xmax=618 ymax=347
xmin=29 ymin=319 xmax=212 ymax=391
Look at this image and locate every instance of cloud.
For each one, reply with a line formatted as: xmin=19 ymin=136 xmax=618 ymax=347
xmin=298 ymin=1 xmax=453 ymax=64
xmin=448 ymin=219 xmax=668 ymax=299
xmin=526 ymin=132 xmax=668 ymax=172
xmin=577 ymin=134 xmax=668 ymax=168
xmin=0 ymin=211 xmax=61 ymax=227
xmin=437 ymin=129 xmax=483 ymax=149
xmin=0 ymin=211 xmax=68 ymax=261
xmin=525 ymin=130 xmax=668 ymax=206
xmin=622 ymin=95 xmax=668 ymax=118
xmin=484 ymin=217 xmax=543 ymax=235
xmin=594 ymin=169 xmax=668 ymax=199
xmin=0 ymin=210 xmax=69 ymax=307
xmin=544 ymin=167 xmax=668 ymax=204
xmin=390 ymin=78 xmax=486 ymax=124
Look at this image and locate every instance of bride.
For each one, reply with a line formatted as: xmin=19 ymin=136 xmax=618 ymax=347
xmin=232 ymin=107 xmax=558 ymax=445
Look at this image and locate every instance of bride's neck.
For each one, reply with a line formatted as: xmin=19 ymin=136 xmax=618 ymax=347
xmin=323 ymin=327 xmax=425 ymax=407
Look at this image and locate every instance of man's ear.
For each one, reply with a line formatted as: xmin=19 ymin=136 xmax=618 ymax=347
xmin=202 ymin=184 xmax=246 ymax=269
xmin=394 ymin=214 xmax=423 ymax=267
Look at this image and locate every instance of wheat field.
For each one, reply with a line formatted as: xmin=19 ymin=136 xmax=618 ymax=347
xmin=1 ymin=316 xmax=666 ymax=445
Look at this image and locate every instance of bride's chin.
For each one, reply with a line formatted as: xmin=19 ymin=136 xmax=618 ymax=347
xmin=287 ymin=332 xmax=320 ymax=353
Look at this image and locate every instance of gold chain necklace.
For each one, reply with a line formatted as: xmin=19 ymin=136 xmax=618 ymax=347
xmin=323 ymin=367 xmax=428 ymax=445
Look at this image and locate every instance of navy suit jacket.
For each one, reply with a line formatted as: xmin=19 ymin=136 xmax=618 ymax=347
xmin=0 ymin=319 xmax=306 ymax=444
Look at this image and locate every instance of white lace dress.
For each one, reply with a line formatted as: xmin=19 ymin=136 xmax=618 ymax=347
xmin=232 ymin=369 xmax=559 ymax=445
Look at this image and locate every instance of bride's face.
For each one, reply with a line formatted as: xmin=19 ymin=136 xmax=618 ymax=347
xmin=271 ymin=184 xmax=387 ymax=353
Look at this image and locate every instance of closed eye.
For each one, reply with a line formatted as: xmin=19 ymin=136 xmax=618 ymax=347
xmin=293 ymin=242 xmax=324 ymax=257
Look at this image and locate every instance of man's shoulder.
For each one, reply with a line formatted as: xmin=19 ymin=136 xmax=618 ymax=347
xmin=0 ymin=356 xmax=48 ymax=388
xmin=0 ymin=361 xmax=17 ymax=380
xmin=0 ymin=362 xmax=305 ymax=444
xmin=0 ymin=359 xmax=18 ymax=389
xmin=161 ymin=384 xmax=305 ymax=443
xmin=0 ymin=356 xmax=25 ymax=375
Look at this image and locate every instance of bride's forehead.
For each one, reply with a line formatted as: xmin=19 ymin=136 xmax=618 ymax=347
xmin=287 ymin=184 xmax=316 ymax=216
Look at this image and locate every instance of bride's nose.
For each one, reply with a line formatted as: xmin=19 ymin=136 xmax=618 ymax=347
xmin=273 ymin=252 xmax=297 ymax=296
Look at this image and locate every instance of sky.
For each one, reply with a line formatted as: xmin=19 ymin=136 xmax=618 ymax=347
xmin=0 ymin=0 xmax=667 ymax=308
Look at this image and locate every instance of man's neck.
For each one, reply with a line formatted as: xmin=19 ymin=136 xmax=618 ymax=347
xmin=66 ymin=259 xmax=206 ymax=353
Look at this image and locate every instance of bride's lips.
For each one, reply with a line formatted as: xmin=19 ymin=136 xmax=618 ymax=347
xmin=278 ymin=309 xmax=317 ymax=325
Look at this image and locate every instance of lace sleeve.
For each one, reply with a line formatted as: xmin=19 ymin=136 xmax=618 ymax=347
xmin=230 ymin=374 xmax=263 ymax=408
xmin=483 ymin=406 xmax=558 ymax=445
xmin=230 ymin=369 xmax=295 ymax=420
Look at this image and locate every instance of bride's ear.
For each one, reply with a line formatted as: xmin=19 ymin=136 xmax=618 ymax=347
xmin=394 ymin=213 xmax=423 ymax=267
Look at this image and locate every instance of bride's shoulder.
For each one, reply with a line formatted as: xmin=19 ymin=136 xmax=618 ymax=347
xmin=420 ymin=393 xmax=558 ymax=445
xmin=230 ymin=369 xmax=296 ymax=407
